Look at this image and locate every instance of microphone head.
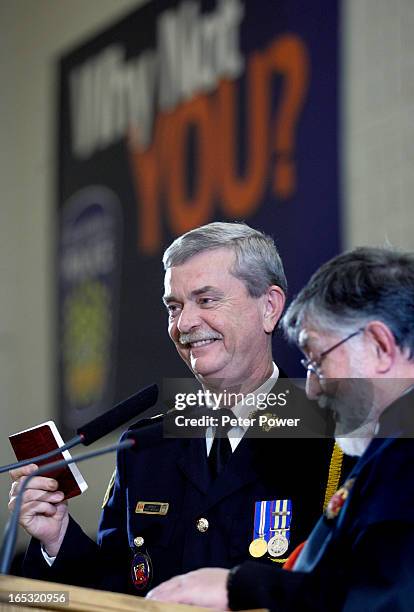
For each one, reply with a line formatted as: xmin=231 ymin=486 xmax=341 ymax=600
xmin=77 ymin=383 xmax=158 ymax=445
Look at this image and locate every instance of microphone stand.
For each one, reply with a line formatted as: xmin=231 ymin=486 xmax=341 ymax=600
xmin=0 ymin=382 xmax=158 ymax=475
xmin=0 ymin=438 xmax=134 ymax=575
xmin=0 ymin=435 xmax=83 ymax=475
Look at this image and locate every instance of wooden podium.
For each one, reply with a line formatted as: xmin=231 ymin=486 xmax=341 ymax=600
xmin=0 ymin=575 xmax=266 ymax=611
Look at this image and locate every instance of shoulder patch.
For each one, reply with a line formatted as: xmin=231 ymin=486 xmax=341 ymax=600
xmin=102 ymin=469 xmax=117 ymax=508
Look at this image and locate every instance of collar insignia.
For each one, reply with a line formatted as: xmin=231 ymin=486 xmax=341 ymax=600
xmin=325 ymin=478 xmax=355 ymax=520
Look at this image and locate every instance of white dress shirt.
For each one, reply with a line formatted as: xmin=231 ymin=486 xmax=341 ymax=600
xmin=206 ymin=362 xmax=279 ymax=454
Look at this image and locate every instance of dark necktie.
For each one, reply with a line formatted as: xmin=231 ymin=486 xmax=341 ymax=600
xmin=208 ymin=409 xmax=234 ymax=478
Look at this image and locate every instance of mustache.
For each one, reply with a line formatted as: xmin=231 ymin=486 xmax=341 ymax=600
xmin=179 ymin=332 xmax=223 ymax=345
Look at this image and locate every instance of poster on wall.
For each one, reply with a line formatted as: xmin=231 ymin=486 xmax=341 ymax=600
xmin=57 ymin=0 xmax=340 ymax=430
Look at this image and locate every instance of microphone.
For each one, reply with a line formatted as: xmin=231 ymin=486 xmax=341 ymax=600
xmin=76 ymin=383 xmax=158 ymax=445
xmin=0 ymin=436 xmax=135 ymax=576
xmin=0 ymin=383 xmax=158 ymax=474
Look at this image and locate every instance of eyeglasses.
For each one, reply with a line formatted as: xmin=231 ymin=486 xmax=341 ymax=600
xmin=300 ymin=327 xmax=365 ymax=380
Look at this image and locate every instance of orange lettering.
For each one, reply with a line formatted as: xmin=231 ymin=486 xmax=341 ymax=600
xmin=265 ymin=35 xmax=309 ymax=199
xmin=217 ymin=53 xmax=268 ymax=217
xmin=167 ymin=95 xmax=213 ymax=235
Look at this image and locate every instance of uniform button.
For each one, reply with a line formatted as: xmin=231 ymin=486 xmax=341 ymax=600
xmin=196 ymin=518 xmax=209 ymax=533
xmin=134 ymin=536 xmax=144 ymax=548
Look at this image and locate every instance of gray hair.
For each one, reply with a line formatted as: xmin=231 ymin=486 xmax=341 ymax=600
xmin=282 ymin=246 xmax=414 ymax=359
xmin=163 ymin=222 xmax=287 ymax=297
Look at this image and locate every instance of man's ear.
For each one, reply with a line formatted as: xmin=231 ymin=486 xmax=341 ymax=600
xmin=364 ymin=320 xmax=397 ymax=373
xmin=262 ymin=286 xmax=286 ymax=333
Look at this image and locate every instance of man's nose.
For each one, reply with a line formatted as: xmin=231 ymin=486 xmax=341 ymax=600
xmin=305 ymin=370 xmax=322 ymax=400
xmin=176 ymin=303 xmax=201 ymax=333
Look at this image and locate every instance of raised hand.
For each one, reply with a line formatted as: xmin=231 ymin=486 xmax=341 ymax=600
xmin=8 ymin=463 xmax=69 ymax=557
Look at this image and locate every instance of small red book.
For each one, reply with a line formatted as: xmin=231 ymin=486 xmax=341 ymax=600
xmin=9 ymin=421 xmax=88 ymax=500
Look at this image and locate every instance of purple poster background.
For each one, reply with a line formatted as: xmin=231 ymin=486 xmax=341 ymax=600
xmin=57 ymin=0 xmax=340 ymax=430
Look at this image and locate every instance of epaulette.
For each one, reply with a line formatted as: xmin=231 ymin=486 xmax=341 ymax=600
xmin=127 ymin=412 xmax=165 ymax=431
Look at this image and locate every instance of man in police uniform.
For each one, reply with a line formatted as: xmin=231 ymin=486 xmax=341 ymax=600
xmin=148 ymin=246 xmax=414 ymax=611
xmin=10 ymin=222 xmax=345 ymax=594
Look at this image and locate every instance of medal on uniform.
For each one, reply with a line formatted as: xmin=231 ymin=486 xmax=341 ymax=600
xmin=249 ymin=501 xmax=269 ymax=557
xmin=267 ymin=499 xmax=292 ymax=557
xmin=249 ymin=499 xmax=292 ymax=559
xmin=267 ymin=532 xmax=289 ymax=557
xmin=249 ymin=536 xmax=268 ymax=558
xmin=131 ymin=536 xmax=152 ymax=591
xmin=249 ymin=500 xmax=293 ymax=558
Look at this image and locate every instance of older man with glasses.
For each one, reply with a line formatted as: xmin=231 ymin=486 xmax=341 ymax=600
xmin=300 ymin=328 xmax=365 ymax=379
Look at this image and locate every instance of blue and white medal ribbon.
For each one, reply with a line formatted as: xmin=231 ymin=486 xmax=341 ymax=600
xmin=249 ymin=500 xmax=270 ymax=557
